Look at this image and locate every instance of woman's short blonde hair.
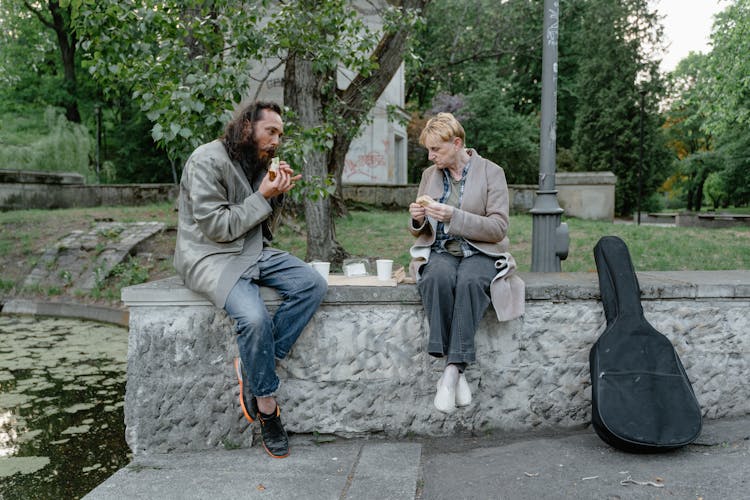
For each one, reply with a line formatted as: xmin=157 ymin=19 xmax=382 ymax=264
xmin=419 ymin=112 xmax=465 ymax=146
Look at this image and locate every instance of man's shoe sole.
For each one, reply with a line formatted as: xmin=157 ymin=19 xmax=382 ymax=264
xmin=233 ymin=358 xmax=256 ymax=423
xmin=262 ymin=442 xmax=290 ymax=459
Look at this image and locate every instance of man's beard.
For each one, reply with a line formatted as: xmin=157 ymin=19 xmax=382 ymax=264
xmin=237 ymin=139 xmax=273 ymax=184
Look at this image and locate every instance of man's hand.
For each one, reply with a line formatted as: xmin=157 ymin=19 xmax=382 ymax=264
xmin=258 ymin=160 xmax=301 ymax=199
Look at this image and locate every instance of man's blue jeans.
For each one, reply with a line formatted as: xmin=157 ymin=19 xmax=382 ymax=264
xmin=224 ymin=250 xmax=327 ymax=397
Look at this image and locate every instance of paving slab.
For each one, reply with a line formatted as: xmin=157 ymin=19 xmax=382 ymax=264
xmin=419 ymin=416 xmax=750 ymax=500
xmin=85 ymin=439 xmax=421 ymax=500
xmin=85 ymin=416 xmax=749 ymax=500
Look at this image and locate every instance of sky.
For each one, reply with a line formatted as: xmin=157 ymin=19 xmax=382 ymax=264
xmin=651 ymin=0 xmax=727 ymax=72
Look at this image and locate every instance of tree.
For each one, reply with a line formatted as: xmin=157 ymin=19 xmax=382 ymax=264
xmin=0 ymin=1 xmax=57 ymax=105
xmin=1 ymin=0 xmax=172 ymax=182
xmin=697 ymin=0 xmax=750 ymax=207
xmin=15 ymin=1 xmax=82 ymax=122
xmin=68 ymin=0 xmax=265 ymax=182
xmin=69 ymin=0 xmax=429 ymax=263
xmin=703 ymin=171 xmax=727 ymax=209
xmin=570 ymin=0 xmax=669 ymax=215
xmin=406 ymin=0 xmax=671 ymax=190
xmin=663 ymin=53 xmax=715 ymax=211
xmin=462 ymin=71 xmax=539 ymax=184
xmin=276 ymin=0 xmax=429 ymax=262
xmin=404 ymin=0 xmax=542 ymax=184
xmin=699 ymin=0 xmax=750 ymax=137
xmin=664 ymin=1 xmax=750 ymax=210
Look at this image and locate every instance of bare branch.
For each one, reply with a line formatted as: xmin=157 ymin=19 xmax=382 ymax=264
xmin=21 ymin=0 xmax=54 ymax=30
xmin=251 ymin=59 xmax=285 ymax=103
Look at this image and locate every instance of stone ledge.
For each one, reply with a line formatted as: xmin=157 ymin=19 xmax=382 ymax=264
xmin=1 ymin=298 xmax=129 ymax=326
xmin=556 ymin=171 xmax=617 ymax=185
xmin=122 ymin=270 xmax=750 ymax=454
xmin=122 ymin=270 xmax=750 ymax=307
xmin=0 ymin=168 xmax=84 ymax=185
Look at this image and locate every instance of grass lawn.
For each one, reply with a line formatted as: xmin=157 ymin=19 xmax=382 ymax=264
xmin=276 ymin=208 xmax=750 ymax=273
xmin=1 ymin=203 xmax=749 ymax=306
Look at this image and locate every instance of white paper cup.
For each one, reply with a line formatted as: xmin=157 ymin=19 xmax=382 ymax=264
xmin=310 ymin=261 xmax=330 ymax=282
xmin=376 ymin=259 xmax=393 ymax=281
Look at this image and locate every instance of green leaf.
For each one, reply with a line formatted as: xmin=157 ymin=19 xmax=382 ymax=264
xmin=151 ymin=124 xmax=164 ymax=141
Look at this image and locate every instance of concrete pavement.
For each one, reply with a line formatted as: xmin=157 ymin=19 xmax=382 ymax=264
xmin=86 ymin=415 xmax=749 ymax=499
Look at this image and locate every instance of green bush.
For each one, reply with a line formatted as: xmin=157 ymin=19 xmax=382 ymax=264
xmin=0 ymin=107 xmax=93 ymax=180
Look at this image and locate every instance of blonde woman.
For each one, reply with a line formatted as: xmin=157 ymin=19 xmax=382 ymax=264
xmin=409 ymin=112 xmax=519 ymax=413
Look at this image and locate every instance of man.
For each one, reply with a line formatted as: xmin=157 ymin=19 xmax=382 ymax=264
xmin=174 ymin=101 xmax=328 ymax=458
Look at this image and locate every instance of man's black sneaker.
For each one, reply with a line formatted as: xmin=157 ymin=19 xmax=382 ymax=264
xmin=258 ymin=406 xmax=290 ymax=458
xmin=233 ymin=358 xmax=258 ymax=423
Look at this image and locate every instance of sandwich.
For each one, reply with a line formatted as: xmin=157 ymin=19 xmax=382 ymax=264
xmin=269 ymin=157 xmax=280 ymax=180
xmin=416 ymin=194 xmax=435 ymax=207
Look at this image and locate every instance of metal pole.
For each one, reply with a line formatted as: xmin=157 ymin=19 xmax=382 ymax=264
xmin=531 ymin=0 xmax=568 ymax=272
xmin=95 ymin=104 xmax=102 ymax=182
xmin=637 ymin=89 xmax=645 ymax=225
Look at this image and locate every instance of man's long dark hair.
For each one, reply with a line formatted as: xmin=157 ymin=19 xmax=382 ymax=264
xmin=221 ymin=100 xmax=282 ymax=182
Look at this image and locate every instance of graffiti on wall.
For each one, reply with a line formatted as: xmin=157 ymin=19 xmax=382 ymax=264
xmin=343 ymin=138 xmax=391 ymax=183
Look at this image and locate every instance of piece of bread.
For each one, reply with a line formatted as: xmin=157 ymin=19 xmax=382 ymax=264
xmin=269 ymin=157 xmax=280 ymax=180
xmin=416 ymin=194 xmax=435 ymax=207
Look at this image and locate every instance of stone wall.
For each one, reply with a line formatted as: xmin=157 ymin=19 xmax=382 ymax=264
xmin=636 ymin=212 xmax=750 ymax=228
xmin=121 ymin=271 xmax=750 ymax=455
xmin=1 ymin=169 xmax=615 ymax=221
xmin=0 ymin=169 xmax=178 ymax=211
xmin=343 ymin=172 xmax=616 ymax=220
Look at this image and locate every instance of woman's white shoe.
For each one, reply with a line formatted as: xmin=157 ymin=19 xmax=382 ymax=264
xmin=434 ymin=374 xmax=457 ymax=413
xmin=455 ymin=373 xmax=472 ymax=407
xmin=434 ymin=365 xmax=460 ymax=413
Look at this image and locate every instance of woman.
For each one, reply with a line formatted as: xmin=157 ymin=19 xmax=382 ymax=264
xmin=408 ymin=112 xmax=515 ymax=413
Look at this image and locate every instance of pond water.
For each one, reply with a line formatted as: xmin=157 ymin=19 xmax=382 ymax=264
xmin=0 ymin=315 xmax=130 ymax=499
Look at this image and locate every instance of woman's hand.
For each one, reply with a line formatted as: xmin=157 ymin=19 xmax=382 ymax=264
xmin=424 ymin=202 xmax=454 ymax=223
xmin=409 ymin=202 xmax=426 ymax=224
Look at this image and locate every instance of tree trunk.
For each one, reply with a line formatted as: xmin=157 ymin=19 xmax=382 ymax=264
xmin=283 ymin=0 xmax=429 ymax=264
xmin=329 ymin=134 xmax=350 ymax=216
xmin=329 ymin=0 xmax=430 ymax=210
xmin=48 ymin=1 xmax=80 ymax=123
xmin=686 ymin=187 xmax=696 ymax=212
xmin=284 ymin=54 xmax=347 ymax=265
xmin=694 ymin=177 xmax=706 ymax=212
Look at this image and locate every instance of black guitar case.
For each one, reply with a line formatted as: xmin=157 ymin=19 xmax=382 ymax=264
xmin=589 ymin=236 xmax=702 ymax=453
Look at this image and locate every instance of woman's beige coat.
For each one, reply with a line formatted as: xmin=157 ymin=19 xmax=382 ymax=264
xmin=409 ymin=149 xmax=510 ymax=270
xmin=409 ymin=149 xmax=524 ymax=321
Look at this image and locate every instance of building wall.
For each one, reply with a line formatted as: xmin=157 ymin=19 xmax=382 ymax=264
xmin=340 ymin=64 xmax=409 ymax=185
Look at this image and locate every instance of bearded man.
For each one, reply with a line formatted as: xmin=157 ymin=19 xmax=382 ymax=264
xmin=174 ymin=101 xmax=328 ymax=458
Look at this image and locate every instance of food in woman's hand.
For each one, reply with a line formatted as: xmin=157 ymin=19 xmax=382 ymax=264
xmin=269 ymin=157 xmax=280 ymax=180
xmin=416 ymin=194 xmax=435 ymax=207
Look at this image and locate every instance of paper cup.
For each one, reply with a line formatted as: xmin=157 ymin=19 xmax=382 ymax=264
xmin=310 ymin=261 xmax=330 ymax=282
xmin=376 ymin=259 xmax=393 ymax=281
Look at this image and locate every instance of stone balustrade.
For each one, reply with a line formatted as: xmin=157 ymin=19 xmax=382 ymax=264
xmin=121 ymin=271 xmax=750 ymax=455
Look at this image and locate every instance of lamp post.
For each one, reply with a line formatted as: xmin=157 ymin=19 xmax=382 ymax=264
xmin=637 ymin=88 xmax=646 ymax=225
xmin=531 ymin=0 xmax=569 ymax=271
